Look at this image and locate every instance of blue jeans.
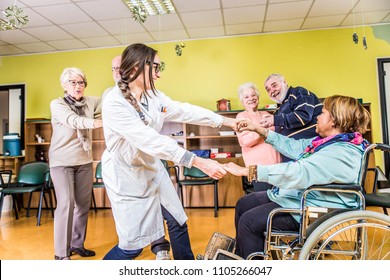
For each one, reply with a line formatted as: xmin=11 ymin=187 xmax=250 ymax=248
xmin=103 ymin=205 xmax=194 ymax=260
xmin=161 ymin=205 xmax=194 ymax=260
xmin=103 ymin=245 xmax=143 ymax=260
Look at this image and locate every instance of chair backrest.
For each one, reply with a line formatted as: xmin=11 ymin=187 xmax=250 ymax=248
xmin=360 ymin=143 xmax=390 ymax=193
xmin=17 ymin=161 xmax=49 ymax=185
xmin=0 ymin=170 xmax=13 ymax=189
xmin=183 ymin=166 xmax=208 ymax=178
xmin=95 ymin=161 xmax=103 ymax=180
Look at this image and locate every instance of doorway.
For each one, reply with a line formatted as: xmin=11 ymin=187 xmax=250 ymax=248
xmin=378 ymin=58 xmax=390 ymax=176
xmin=0 ymin=84 xmax=25 ymax=155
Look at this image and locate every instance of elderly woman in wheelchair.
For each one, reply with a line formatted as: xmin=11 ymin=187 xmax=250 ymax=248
xmin=223 ymin=95 xmax=387 ymax=260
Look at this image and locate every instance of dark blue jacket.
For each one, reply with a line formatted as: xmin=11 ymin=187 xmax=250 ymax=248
xmin=273 ymin=86 xmax=323 ymax=161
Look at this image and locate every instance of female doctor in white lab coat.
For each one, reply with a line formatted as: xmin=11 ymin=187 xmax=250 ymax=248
xmin=101 ymin=43 xmax=238 ymax=260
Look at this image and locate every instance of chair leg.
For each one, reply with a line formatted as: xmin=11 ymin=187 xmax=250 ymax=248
xmin=92 ymin=190 xmax=97 ymax=213
xmin=48 ymin=189 xmax=55 ymax=218
xmin=11 ymin=195 xmax=19 ymax=220
xmin=0 ymin=193 xmax=4 ymax=219
xmin=214 ymin=182 xmax=219 ymax=218
xmin=26 ymin=193 xmax=33 ymax=217
xmin=36 ymin=193 xmax=49 ymax=218
xmin=37 ymin=190 xmax=45 ymax=226
xmin=52 ymin=187 xmax=57 ymax=205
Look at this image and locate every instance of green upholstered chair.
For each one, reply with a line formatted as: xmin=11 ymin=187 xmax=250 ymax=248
xmin=91 ymin=161 xmax=105 ymax=212
xmin=0 ymin=161 xmax=54 ymax=226
xmin=178 ymin=166 xmax=219 ymax=217
xmin=0 ymin=170 xmax=19 ymax=216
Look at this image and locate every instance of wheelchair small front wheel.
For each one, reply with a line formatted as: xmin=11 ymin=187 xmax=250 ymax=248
xmin=298 ymin=210 xmax=390 ymax=260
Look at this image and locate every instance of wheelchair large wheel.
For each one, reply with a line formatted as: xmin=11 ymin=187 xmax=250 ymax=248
xmin=298 ymin=210 xmax=390 ymax=260
xmin=268 ymin=209 xmax=350 ymax=260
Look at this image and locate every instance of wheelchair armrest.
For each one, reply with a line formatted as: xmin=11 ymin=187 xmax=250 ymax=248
xmin=303 ymin=184 xmax=365 ymax=210
xmin=306 ymin=183 xmax=362 ymax=192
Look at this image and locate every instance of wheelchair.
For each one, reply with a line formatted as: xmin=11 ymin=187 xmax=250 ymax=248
xmin=200 ymin=143 xmax=390 ymax=260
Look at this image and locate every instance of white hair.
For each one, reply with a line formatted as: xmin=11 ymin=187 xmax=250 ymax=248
xmin=60 ymin=67 xmax=87 ymax=89
xmin=237 ymin=82 xmax=259 ymax=102
xmin=264 ymin=73 xmax=285 ymax=85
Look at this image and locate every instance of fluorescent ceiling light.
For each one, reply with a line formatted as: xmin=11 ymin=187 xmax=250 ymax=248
xmin=123 ymin=0 xmax=176 ymax=16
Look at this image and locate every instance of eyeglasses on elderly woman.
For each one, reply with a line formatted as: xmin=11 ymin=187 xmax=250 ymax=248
xmin=68 ymin=80 xmax=86 ymax=87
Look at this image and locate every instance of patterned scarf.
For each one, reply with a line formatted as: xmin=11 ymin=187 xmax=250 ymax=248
xmin=63 ymin=94 xmax=91 ymax=152
xmin=271 ymin=132 xmax=369 ymax=195
xmin=298 ymin=132 xmax=369 ymax=160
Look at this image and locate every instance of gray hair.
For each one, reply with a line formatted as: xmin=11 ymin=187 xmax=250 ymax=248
xmin=264 ymin=73 xmax=285 ymax=84
xmin=60 ymin=67 xmax=88 ymax=89
xmin=237 ymin=82 xmax=259 ymax=102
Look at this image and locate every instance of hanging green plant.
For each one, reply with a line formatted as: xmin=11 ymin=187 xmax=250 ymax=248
xmin=175 ymin=44 xmax=182 ymax=56
xmin=130 ymin=4 xmax=148 ymax=23
xmin=175 ymin=42 xmax=186 ymax=56
xmin=362 ymin=36 xmax=367 ymax=50
xmin=0 ymin=5 xmax=29 ymax=31
xmin=159 ymin=61 xmax=166 ymax=72
xmin=352 ymin=32 xmax=358 ymax=44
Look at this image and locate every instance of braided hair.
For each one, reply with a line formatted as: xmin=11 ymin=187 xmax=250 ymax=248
xmin=118 ymin=43 xmax=159 ymax=125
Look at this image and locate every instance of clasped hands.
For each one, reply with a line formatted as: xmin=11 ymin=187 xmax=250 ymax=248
xmin=193 ymin=156 xmax=249 ymax=180
xmin=226 ymin=117 xmax=270 ymax=133
xmin=192 ymin=118 xmax=264 ymax=180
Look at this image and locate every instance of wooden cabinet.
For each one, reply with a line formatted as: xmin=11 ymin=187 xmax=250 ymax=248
xmin=25 ymin=119 xmax=52 ymax=162
xmin=0 ymin=155 xmax=24 ymax=182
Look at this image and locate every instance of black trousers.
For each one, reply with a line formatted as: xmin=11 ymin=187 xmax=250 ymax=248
xmin=234 ymin=191 xmax=299 ymax=259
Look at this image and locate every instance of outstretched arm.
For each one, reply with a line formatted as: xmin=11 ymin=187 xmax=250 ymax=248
xmin=192 ymin=156 xmax=228 ymax=180
xmin=221 ymin=117 xmax=240 ymax=132
xmin=223 ymin=162 xmax=249 ymax=177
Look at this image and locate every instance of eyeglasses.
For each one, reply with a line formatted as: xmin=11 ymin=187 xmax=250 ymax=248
xmin=68 ymin=80 xmax=86 ymax=87
xmin=146 ymin=61 xmax=161 ymax=74
xmin=112 ymin=66 xmax=120 ymax=72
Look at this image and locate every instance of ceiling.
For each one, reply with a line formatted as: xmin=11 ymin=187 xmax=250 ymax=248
xmin=0 ymin=0 xmax=389 ymax=56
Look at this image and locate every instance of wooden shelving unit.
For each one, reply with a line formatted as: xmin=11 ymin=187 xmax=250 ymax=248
xmin=0 ymin=155 xmax=24 ymax=182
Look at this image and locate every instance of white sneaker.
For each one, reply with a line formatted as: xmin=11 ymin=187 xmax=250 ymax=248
xmin=156 ymin=250 xmax=171 ymax=260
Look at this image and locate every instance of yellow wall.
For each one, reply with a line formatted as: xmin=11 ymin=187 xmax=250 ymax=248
xmin=0 ymin=25 xmax=389 ymax=145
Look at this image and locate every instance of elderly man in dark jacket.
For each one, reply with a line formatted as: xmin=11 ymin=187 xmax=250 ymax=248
xmin=261 ymin=73 xmax=323 ymax=162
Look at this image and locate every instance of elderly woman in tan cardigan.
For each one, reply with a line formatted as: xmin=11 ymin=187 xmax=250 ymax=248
xmin=49 ymin=67 xmax=102 ymax=260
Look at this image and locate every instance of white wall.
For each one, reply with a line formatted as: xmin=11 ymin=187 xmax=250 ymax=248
xmin=8 ymin=88 xmax=21 ymax=135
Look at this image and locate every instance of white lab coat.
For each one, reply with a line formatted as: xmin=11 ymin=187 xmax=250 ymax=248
xmin=101 ymin=86 xmax=223 ymax=250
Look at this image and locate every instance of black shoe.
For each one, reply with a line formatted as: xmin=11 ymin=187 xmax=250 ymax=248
xmin=70 ymin=247 xmax=96 ymax=257
xmin=54 ymin=255 xmax=71 ymax=260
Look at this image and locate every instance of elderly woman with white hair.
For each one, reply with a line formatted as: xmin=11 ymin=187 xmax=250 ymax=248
xmin=236 ymin=82 xmax=281 ymax=192
xmin=49 ymin=67 xmax=102 ymax=260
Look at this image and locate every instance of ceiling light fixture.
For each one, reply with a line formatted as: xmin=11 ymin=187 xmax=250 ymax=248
xmin=124 ymin=0 xmax=175 ymax=15
xmin=0 ymin=5 xmax=29 ymax=31
xmin=123 ymin=0 xmax=175 ymax=23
